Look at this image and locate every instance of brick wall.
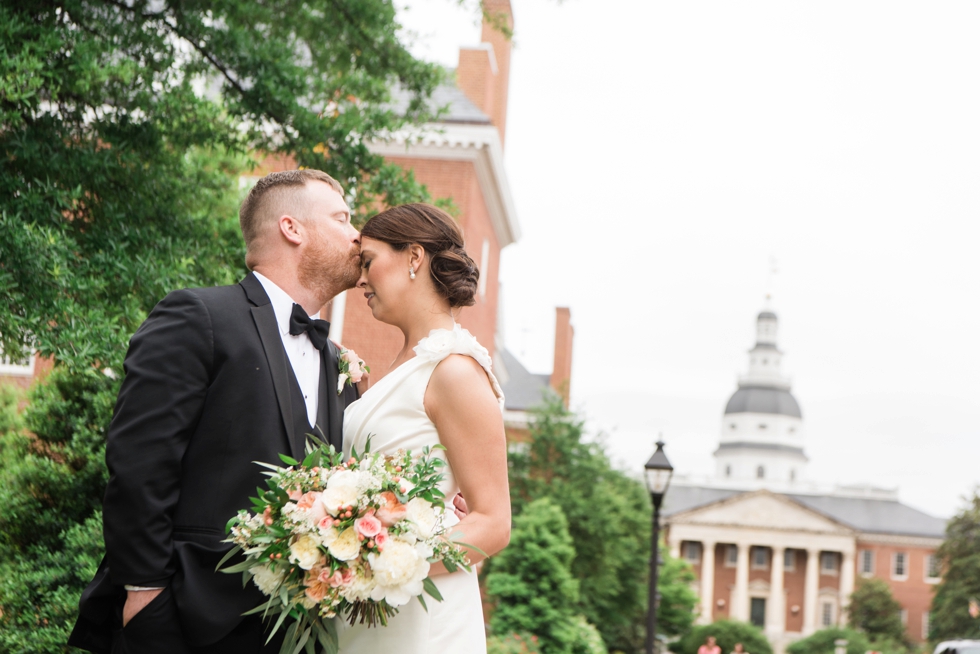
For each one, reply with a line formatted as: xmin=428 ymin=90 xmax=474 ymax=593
xmin=855 ymin=540 xmax=938 ymax=643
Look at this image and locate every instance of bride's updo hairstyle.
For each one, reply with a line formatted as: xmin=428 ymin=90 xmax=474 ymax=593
xmin=360 ymin=203 xmax=479 ymax=308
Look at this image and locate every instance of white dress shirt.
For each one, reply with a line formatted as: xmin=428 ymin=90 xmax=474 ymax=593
xmin=253 ymin=272 xmax=321 ymax=425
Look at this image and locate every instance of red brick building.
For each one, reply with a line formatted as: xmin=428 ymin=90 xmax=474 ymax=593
xmin=664 ymin=308 xmax=944 ymax=653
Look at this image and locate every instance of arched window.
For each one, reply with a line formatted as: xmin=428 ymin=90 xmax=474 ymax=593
xmin=725 ymin=465 xmax=732 ymax=477
xmin=757 ymin=466 xmax=765 ymax=479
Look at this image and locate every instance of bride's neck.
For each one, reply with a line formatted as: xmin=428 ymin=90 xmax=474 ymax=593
xmin=391 ymin=306 xmax=455 ymax=369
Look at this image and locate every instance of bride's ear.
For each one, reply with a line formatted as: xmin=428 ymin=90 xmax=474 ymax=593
xmin=408 ymin=244 xmax=426 ymax=273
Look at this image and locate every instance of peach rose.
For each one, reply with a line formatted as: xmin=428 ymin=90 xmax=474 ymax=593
xmin=298 ymin=492 xmax=327 ymax=524
xmin=287 ymin=487 xmax=303 ymax=501
xmin=375 ymin=491 xmax=407 ymax=527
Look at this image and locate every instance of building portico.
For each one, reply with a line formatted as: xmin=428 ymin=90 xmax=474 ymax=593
xmin=666 ymin=490 xmax=856 ymax=652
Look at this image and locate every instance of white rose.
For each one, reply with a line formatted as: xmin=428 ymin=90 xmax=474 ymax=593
xmin=289 ymin=534 xmax=322 ymax=570
xmin=366 ymin=540 xmax=431 ymax=607
xmin=251 ymin=564 xmax=285 ymax=596
xmin=318 ymin=525 xmax=339 ymax=546
xmin=405 ymin=497 xmax=438 ymax=539
xmin=320 ymin=470 xmax=361 ymax=516
xmin=328 ymin=527 xmax=361 ymax=561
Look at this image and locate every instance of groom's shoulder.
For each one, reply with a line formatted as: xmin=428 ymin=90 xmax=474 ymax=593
xmin=160 ymin=281 xmax=246 ymax=309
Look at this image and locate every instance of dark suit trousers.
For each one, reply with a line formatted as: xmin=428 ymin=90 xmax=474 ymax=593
xmin=110 ymin=588 xmax=285 ymax=654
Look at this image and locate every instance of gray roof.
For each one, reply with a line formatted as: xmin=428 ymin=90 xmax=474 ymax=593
xmin=725 ymin=386 xmax=802 ymax=418
xmin=497 ymin=348 xmax=552 ymax=411
xmin=388 ymin=81 xmax=491 ymax=125
xmin=662 ymin=485 xmax=946 ymax=539
xmin=758 ymin=311 xmax=778 ymax=321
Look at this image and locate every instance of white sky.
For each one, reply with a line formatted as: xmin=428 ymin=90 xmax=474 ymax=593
xmin=394 ymin=0 xmax=980 ymax=519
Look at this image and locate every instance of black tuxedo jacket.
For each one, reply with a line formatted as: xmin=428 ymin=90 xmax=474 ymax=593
xmin=69 ymin=273 xmax=358 ymax=652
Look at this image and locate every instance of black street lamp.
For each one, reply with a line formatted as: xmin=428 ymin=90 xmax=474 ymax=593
xmin=644 ymin=439 xmax=674 ymax=654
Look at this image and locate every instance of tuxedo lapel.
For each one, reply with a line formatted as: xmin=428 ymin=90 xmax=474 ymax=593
xmin=324 ymin=341 xmax=344 ymax=452
xmin=242 ymin=274 xmax=302 ymax=461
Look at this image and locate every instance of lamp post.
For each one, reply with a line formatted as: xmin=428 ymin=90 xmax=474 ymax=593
xmin=644 ymin=439 xmax=674 ymax=654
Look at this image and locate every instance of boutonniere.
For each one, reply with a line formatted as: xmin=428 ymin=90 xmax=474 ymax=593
xmin=337 ymin=348 xmax=369 ymax=394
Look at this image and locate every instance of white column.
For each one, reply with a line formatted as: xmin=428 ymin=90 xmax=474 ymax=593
xmin=803 ymin=548 xmax=820 ymax=635
xmin=768 ymin=546 xmax=786 ymax=634
xmin=733 ymin=543 xmax=751 ymax=621
xmin=700 ymin=541 xmax=716 ymax=624
xmin=839 ymin=550 xmax=855 ymax=625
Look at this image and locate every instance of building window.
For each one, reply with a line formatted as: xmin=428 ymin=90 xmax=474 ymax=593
xmin=860 ymin=550 xmax=875 ymax=576
xmin=821 ymin=552 xmax=839 ymax=574
xmin=725 ymin=465 xmax=732 ymax=478
xmin=725 ymin=545 xmax=738 ymax=567
xmin=751 ymin=547 xmax=770 ymax=570
xmin=822 ymin=601 xmax=834 ymax=627
xmin=757 ymin=466 xmax=765 ymax=479
xmin=925 ymin=554 xmax=940 ymax=582
xmin=758 ymin=423 xmax=768 ymax=430
xmin=900 ymin=608 xmax=908 ymax=626
xmin=730 ymin=423 xmax=737 ymax=430
xmin=683 ymin=542 xmax=702 ymax=563
xmin=788 ymin=426 xmax=796 ymax=433
xmin=790 ymin=469 xmax=796 ymax=482
xmin=893 ymin=552 xmax=908 ymax=579
xmin=922 ymin=612 xmax=931 ymax=640
xmin=784 ymin=549 xmax=796 ymax=571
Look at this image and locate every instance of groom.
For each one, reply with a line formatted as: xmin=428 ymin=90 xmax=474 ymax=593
xmin=69 ymin=170 xmax=362 ymax=653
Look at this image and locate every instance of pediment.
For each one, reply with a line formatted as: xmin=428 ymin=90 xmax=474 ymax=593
xmin=670 ymin=490 xmax=853 ymax=535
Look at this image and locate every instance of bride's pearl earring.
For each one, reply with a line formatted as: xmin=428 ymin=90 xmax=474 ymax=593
xmin=409 ymin=267 xmax=416 ymax=280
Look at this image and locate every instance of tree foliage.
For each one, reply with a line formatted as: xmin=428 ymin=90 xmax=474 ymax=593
xmin=930 ymin=489 xmax=980 ymax=642
xmin=506 ymin=394 xmax=697 ymax=652
xmin=672 ymin=620 xmax=773 ymax=654
xmin=848 ymin=578 xmax=911 ymax=648
xmin=786 ymin=627 xmax=871 ymax=654
xmin=0 ymin=0 xmax=443 ymax=371
xmin=485 ymin=498 xmax=598 ymax=654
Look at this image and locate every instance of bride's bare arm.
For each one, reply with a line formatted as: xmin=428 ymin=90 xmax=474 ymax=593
xmin=424 ymin=354 xmax=511 ymax=573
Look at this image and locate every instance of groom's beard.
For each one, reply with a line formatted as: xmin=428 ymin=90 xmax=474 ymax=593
xmin=298 ymin=229 xmax=360 ymax=305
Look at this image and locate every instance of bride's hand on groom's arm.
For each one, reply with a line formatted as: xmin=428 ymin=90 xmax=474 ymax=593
xmin=425 ymin=354 xmax=511 ymax=572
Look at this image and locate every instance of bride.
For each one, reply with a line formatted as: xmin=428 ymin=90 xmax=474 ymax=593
xmin=337 ymin=203 xmax=512 ymax=653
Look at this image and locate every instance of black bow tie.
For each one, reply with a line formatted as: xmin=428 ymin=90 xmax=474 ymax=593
xmin=288 ymin=303 xmax=330 ymax=350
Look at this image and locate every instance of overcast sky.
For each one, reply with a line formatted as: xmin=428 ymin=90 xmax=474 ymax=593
xmin=394 ymin=0 xmax=980 ymax=519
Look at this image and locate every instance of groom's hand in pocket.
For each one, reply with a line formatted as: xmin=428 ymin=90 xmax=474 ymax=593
xmin=453 ymin=493 xmax=468 ymax=520
xmin=123 ymin=588 xmax=163 ymax=627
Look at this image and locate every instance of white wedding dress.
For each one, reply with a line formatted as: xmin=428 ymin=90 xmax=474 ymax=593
xmin=337 ymin=325 xmax=504 ymax=654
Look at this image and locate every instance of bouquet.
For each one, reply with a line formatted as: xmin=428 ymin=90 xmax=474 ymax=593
xmin=220 ymin=440 xmax=472 ymax=654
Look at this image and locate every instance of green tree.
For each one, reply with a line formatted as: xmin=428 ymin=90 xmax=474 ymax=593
xmin=485 ymin=498 xmax=590 ymax=654
xmin=930 ymin=489 xmax=980 ymax=642
xmin=658 ymin=542 xmax=700 ymax=638
xmin=508 ymin=394 xmax=673 ymax=652
xmin=1 ymin=0 xmax=443 ymax=371
xmin=786 ymin=627 xmax=871 ymax=654
xmin=0 ymin=1 xmax=449 ymax=649
xmin=672 ymin=620 xmax=773 ymax=654
xmin=848 ymin=578 xmax=911 ymax=648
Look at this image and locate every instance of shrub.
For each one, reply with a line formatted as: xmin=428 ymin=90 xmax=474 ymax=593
xmin=787 ymin=627 xmax=871 ymax=654
xmin=488 ymin=633 xmax=543 ymax=654
xmin=673 ymin=620 xmax=773 ymax=654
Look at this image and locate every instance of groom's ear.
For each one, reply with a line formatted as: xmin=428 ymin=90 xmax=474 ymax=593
xmin=278 ymin=214 xmax=304 ymax=246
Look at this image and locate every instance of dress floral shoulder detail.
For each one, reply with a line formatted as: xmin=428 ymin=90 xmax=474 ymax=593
xmin=413 ymin=325 xmax=505 ymax=406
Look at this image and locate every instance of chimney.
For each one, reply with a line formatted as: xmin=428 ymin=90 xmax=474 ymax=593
xmin=456 ymin=0 xmax=513 ymax=146
xmin=550 ymin=307 xmax=574 ymax=407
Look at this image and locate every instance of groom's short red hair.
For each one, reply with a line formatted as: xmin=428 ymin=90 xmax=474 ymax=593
xmin=239 ymin=169 xmax=344 ymax=268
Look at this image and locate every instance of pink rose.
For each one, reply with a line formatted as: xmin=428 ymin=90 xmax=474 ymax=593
xmin=287 ymin=487 xmax=303 ymax=501
xmin=339 ymin=566 xmax=355 ymax=586
xmin=348 ymin=365 xmax=364 ymax=384
xmin=298 ymin=492 xmax=327 ymax=523
xmin=354 ymin=512 xmax=382 ymax=538
xmin=375 ymin=491 xmax=407 ymax=527
xmin=374 ymin=529 xmax=389 ymax=549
